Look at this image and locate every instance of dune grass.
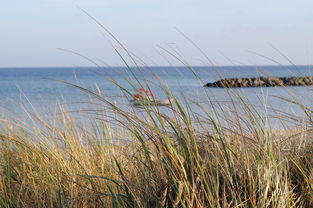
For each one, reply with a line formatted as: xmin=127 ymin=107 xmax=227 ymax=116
xmin=0 ymin=66 xmax=312 ymax=208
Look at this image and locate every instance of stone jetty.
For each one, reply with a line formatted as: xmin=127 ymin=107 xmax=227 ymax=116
xmin=204 ymin=76 xmax=313 ymax=88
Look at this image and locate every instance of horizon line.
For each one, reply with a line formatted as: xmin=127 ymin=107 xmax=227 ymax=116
xmin=0 ymin=64 xmax=311 ymax=69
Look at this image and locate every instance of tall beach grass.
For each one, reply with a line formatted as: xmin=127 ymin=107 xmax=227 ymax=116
xmin=0 ymin=62 xmax=312 ymax=207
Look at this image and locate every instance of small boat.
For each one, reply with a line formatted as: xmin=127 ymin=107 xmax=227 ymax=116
xmin=130 ymin=88 xmax=172 ymax=106
xmin=130 ymin=98 xmax=172 ymax=106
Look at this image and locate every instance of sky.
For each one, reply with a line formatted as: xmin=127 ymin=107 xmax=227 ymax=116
xmin=1 ymin=0 xmax=313 ymax=67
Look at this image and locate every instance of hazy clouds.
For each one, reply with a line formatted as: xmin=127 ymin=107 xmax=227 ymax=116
xmin=1 ymin=0 xmax=313 ymax=67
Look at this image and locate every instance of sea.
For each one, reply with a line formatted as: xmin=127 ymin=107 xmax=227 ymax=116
xmin=0 ymin=65 xmax=312 ymax=128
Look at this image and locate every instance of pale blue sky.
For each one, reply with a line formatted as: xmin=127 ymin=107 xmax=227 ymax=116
xmin=1 ymin=0 xmax=313 ymax=67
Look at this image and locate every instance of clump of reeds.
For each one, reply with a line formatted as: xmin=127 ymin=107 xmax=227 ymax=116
xmin=0 ymin=68 xmax=312 ymax=207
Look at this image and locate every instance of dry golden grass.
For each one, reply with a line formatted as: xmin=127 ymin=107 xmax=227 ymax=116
xmin=0 ymin=80 xmax=312 ymax=208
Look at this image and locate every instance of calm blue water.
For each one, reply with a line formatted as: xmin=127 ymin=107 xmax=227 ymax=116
xmin=0 ymin=65 xmax=312 ymax=126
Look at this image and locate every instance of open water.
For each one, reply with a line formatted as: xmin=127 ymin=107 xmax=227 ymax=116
xmin=0 ymin=65 xmax=312 ymax=127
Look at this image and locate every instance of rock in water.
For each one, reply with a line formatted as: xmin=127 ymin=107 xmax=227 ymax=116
xmin=204 ymin=76 xmax=313 ymax=88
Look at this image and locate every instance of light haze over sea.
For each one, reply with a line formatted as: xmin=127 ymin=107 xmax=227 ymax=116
xmin=2 ymin=0 xmax=313 ymax=67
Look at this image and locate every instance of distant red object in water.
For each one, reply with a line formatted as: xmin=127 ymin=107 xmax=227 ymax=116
xmin=133 ymin=88 xmax=153 ymax=100
xmin=130 ymin=88 xmax=172 ymax=106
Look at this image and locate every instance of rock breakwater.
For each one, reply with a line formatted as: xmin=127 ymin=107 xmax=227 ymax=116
xmin=204 ymin=76 xmax=313 ymax=88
